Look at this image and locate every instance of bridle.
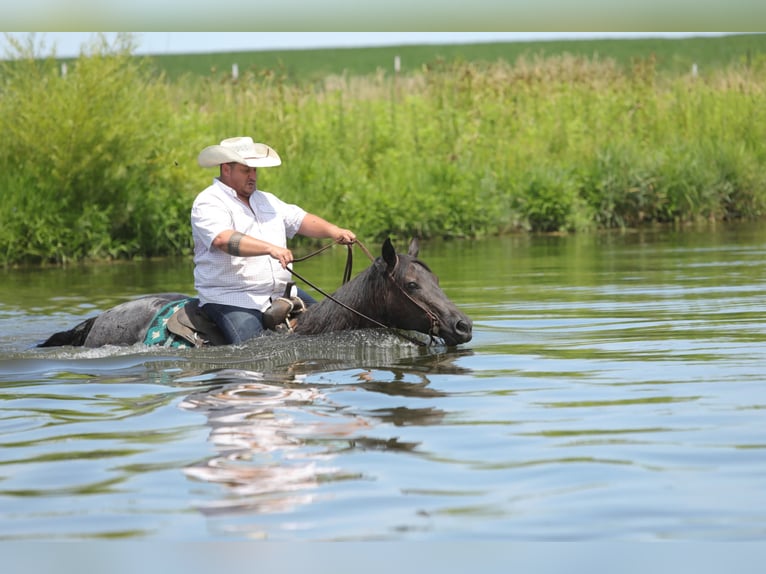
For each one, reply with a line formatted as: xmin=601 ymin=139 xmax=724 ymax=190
xmin=383 ymin=256 xmax=441 ymax=343
xmin=288 ymin=240 xmax=441 ymax=346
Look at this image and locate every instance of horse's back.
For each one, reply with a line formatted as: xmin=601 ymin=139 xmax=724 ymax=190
xmin=83 ymin=293 xmax=189 ymax=347
xmin=38 ymin=293 xmax=190 ymax=348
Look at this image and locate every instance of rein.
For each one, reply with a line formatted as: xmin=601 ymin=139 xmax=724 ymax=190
xmin=293 ymin=239 xmax=376 ymax=285
xmin=288 ymin=240 xmax=435 ymax=346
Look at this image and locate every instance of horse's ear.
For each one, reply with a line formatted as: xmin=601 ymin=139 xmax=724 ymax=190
xmin=382 ymin=237 xmax=397 ymax=269
xmin=408 ymin=237 xmax=420 ymax=258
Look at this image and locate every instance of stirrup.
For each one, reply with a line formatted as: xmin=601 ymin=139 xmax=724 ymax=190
xmin=263 ymin=297 xmax=294 ymax=331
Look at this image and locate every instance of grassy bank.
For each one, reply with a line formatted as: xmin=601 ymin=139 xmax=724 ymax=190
xmin=1 ymin=34 xmax=765 ymax=266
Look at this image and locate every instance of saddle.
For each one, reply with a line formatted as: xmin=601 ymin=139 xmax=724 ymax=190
xmin=166 ymin=298 xmax=227 ymax=347
xmin=166 ymin=284 xmax=307 ymax=347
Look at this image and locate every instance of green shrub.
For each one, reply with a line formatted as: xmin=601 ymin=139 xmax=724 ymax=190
xmin=1 ymin=34 xmax=765 ymax=266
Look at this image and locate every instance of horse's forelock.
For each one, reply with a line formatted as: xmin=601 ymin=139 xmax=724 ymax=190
xmin=390 ymin=254 xmax=431 ymax=279
xmin=412 ymin=259 xmax=432 ymax=274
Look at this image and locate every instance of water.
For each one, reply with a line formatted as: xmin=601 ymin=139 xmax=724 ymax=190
xmin=1 ymin=225 xmax=765 ymax=541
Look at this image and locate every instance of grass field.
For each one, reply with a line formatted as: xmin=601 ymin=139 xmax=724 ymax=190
xmin=141 ymin=33 xmax=766 ymax=82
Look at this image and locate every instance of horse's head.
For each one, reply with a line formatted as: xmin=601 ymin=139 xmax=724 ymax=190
xmin=377 ymin=237 xmax=472 ymax=346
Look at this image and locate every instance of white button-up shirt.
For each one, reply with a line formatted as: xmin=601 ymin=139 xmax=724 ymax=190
xmin=191 ymin=178 xmax=306 ymax=310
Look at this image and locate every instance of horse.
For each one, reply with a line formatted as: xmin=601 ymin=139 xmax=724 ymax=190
xmin=38 ymin=238 xmax=473 ymax=349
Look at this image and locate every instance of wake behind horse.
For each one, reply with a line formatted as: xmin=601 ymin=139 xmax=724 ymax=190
xmin=39 ymin=238 xmax=473 ymax=349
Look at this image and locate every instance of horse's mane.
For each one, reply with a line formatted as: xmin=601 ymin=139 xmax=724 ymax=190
xmin=294 ymin=256 xmax=394 ymax=335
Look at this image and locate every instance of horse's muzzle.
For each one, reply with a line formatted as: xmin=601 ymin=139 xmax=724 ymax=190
xmin=441 ymin=317 xmax=472 ymax=346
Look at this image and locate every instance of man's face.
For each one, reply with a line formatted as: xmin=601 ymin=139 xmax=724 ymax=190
xmin=222 ymin=162 xmax=257 ymax=199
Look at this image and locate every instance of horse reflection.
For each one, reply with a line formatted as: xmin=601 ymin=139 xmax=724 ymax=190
xmin=178 ymin=350 xmax=471 ymax=522
xmin=181 ymin=379 xmax=360 ymax=516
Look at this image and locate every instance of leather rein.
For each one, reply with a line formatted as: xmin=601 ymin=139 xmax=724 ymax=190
xmin=288 ymin=240 xmax=440 ymax=346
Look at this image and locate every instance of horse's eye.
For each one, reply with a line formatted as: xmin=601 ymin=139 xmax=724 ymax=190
xmin=407 ymin=281 xmax=418 ymax=291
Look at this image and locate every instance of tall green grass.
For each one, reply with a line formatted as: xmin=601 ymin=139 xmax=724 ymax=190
xmin=1 ymin=34 xmax=765 ymax=266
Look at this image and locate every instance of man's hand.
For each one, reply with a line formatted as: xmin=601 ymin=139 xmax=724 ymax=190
xmin=333 ymin=228 xmax=356 ymax=245
xmin=269 ymin=245 xmax=294 ymax=269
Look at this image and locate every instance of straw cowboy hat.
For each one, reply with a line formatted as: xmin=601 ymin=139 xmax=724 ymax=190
xmin=198 ymin=136 xmax=282 ymax=168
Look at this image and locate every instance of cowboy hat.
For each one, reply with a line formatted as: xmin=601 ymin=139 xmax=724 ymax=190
xmin=197 ymin=136 xmax=282 ymax=168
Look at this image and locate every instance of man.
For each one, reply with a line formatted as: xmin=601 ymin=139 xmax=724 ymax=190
xmin=192 ymin=136 xmax=356 ymax=344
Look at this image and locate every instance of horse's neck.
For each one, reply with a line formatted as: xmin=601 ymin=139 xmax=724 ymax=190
xmin=294 ymin=266 xmax=383 ymax=334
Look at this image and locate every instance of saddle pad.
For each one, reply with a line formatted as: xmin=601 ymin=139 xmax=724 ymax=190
xmin=143 ymin=298 xmax=195 ymax=348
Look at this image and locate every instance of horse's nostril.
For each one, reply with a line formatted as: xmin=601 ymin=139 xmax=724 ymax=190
xmin=456 ymin=319 xmax=472 ymax=335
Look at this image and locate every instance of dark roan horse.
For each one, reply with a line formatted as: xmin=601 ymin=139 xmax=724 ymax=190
xmin=38 ymin=238 xmax=473 ymax=349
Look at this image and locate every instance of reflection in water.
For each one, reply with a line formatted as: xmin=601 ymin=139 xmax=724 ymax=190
xmin=175 ymin=340 xmax=471 ymax=525
xmin=181 ymin=377 xmax=354 ymax=517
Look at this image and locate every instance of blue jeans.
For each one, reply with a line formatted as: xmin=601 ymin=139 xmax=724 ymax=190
xmin=203 ymin=288 xmax=316 ymax=344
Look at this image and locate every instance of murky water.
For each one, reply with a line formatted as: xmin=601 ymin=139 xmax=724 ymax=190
xmin=1 ymin=225 xmax=765 ymax=540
